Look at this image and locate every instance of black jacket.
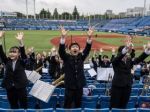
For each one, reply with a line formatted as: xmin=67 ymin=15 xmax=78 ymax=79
xmin=59 ymin=42 xmax=92 ymax=89
xmin=112 ymin=51 xmax=148 ymax=87
xmin=98 ymin=54 xmax=115 ymax=68
xmin=0 ymin=45 xmax=28 ymax=89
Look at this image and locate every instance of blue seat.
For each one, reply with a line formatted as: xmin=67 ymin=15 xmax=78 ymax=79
xmin=111 ymin=108 xmax=137 ymax=112
xmin=58 ymin=95 xmax=65 ymax=108
xmin=138 ymin=96 xmax=150 ymax=107
xmin=99 ymin=95 xmax=110 ymax=108
xmin=132 ymin=84 xmax=143 ymax=89
xmin=28 ymin=96 xmax=38 ymax=109
xmin=60 ymin=88 xmax=65 ymax=95
xmin=82 ymin=95 xmax=99 ymax=108
xmin=0 ymin=89 xmax=6 ymax=95
xmin=138 ymin=108 xmax=150 ymax=112
xmin=0 ymin=108 xmax=25 ymax=112
xmin=131 ymin=88 xmax=139 ymax=96
xmin=26 ymin=108 xmax=53 ymax=112
xmin=56 ymin=108 xmax=82 ymax=112
xmin=92 ymin=88 xmax=105 ymax=96
xmin=127 ymin=96 xmax=138 ymax=108
xmin=0 ymin=95 xmax=10 ymax=109
xmin=139 ymin=88 xmax=150 ymax=96
xmin=53 ymin=88 xmax=60 ymax=96
xmin=39 ymin=95 xmax=57 ymax=109
xmin=84 ymin=108 xmax=109 ymax=112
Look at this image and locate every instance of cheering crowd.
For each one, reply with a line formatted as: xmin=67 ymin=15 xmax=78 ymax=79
xmin=0 ymin=27 xmax=150 ymax=109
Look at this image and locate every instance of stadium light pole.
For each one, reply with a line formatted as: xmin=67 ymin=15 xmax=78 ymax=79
xmin=33 ymin=0 xmax=36 ymax=19
xmin=26 ymin=0 xmax=28 ymax=19
xmin=143 ymin=0 xmax=147 ymax=17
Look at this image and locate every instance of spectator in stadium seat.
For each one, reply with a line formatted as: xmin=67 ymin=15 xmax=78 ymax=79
xmin=34 ymin=53 xmax=43 ymax=75
xmin=59 ymin=26 xmax=94 ymax=108
xmin=98 ymin=48 xmax=115 ymax=68
xmin=110 ymin=40 xmax=150 ymax=109
xmin=24 ymin=47 xmax=35 ymax=71
xmin=0 ymin=31 xmax=28 ymax=109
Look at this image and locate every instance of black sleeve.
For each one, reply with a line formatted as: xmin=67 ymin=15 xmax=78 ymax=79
xmin=59 ymin=44 xmax=68 ymax=61
xmin=0 ymin=45 xmax=8 ymax=64
xmin=98 ymin=54 xmax=102 ymax=65
xmin=110 ymin=54 xmax=115 ymax=62
xmin=133 ymin=52 xmax=149 ymax=65
xmin=82 ymin=42 xmax=92 ymax=61
xmin=20 ymin=46 xmax=27 ymax=59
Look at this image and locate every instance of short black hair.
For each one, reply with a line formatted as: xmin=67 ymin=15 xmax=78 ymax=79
xmin=118 ymin=45 xmax=125 ymax=53
xmin=69 ymin=42 xmax=80 ymax=50
xmin=9 ymin=46 xmax=20 ymax=53
xmin=103 ymin=55 xmax=108 ymax=59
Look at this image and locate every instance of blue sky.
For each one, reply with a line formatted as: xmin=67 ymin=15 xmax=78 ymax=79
xmin=0 ymin=0 xmax=150 ymax=14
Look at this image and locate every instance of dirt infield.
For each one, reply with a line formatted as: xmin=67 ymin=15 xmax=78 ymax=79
xmin=50 ymin=34 xmax=143 ymax=51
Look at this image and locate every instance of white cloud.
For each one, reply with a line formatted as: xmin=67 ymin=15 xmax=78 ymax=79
xmin=0 ymin=0 xmax=149 ymax=15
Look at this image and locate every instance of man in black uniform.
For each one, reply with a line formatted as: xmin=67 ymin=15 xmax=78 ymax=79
xmin=59 ymin=26 xmax=94 ymax=108
xmin=0 ymin=31 xmax=28 ymax=109
xmin=110 ymin=41 xmax=150 ymax=109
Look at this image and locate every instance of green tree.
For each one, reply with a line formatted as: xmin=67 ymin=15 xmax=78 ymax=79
xmin=53 ymin=8 xmax=59 ymax=20
xmin=72 ymin=6 xmax=79 ymax=20
xmin=62 ymin=12 xmax=71 ymax=20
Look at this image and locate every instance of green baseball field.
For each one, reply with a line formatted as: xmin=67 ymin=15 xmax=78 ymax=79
xmin=2 ymin=30 xmax=150 ymax=60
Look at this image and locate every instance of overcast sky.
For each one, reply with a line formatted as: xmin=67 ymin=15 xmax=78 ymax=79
xmin=0 ymin=0 xmax=150 ymax=15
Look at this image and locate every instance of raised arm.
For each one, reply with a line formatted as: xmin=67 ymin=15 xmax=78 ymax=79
xmin=82 ymin=27 xmax=94 ymax=60
xmin=133 ymin=42 xmax=150 ymax=64
xmin=0 ymin=31 xmax=8 ymax=64
xmin=98 ymin=48 xmax=103 ymax=64
xmin=110 ymin=47 xmax=116 ymax=62
xmin=58 ymin=26 xmax=69 ymax=61
xmin=16 ymin=32 xmax=27 ymax=59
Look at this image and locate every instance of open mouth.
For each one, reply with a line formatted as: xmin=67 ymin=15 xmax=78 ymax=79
xmin=74 ymin=50 xmax=77 ymax=53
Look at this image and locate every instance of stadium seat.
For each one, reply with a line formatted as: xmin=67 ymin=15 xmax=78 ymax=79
xmin=39 ymin=95 xmax=57 ymax=109
xmin=111 ymin=108 xmax=137 ymax=112
xmin=26 ymin=108 xmax=53 ymax=112
xmin=60 ymin=88 xmax=65 ymax=95
xmin=92 ymin=88 xmax=105 ymax=96
xmin=58 ymin=95 xmax=65 ymax=108
xmin=53 ymin=88 xmax=60 ymax=96
xmin=55 ymin=108 xmax=82 ymax=112
xmin=0 ymin=88 xmax=6 ymax=95
xmin=127 ymin=96 xmax=138 ymax=108
xmin=84 ymin=108 xmax=109 ymax=112
xmin=132 ymin=84 xmax=143 ymax=89
xmin=0 ymin=95 xmax=10 ymax=109
xmin=138 ymin=96 xmax=150 ymax=107
xmin=28 ymin=96 xmax=39 ymax=109
xmin=138 ymin=108 xmax=150 ymax=112
xmin=130 ymin=88 xmax=139 ymax=96
xmin=82 ymin=95 xmax=99 ymax=108
xmin=0 ymin=109 xmax=25 ymax=112
xmin=99 ymin=95 xmax=110 ymax=108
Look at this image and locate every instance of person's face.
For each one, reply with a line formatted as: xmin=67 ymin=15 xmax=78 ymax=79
xmin=122 ymin=53 xmax=130 ymax=61
xmin=36 ymin=53 xmax=41 ymax=60
xmin=9 ymin=48 xmax=20 ymax=61
xmin=103 ymin=57 xmax=109 ymax=62
xmin=55 ymin=56 xmax=59 ymax=61
xmin=70 ymin=45 xmax=80 ymax=56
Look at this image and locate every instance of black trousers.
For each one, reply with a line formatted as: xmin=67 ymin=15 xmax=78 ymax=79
xmin=64 ymin=88 xmax=83 ymax=108
xmin=6 ymin=87 xmax=27 ymax=109
xmin=110 ymin=85 xmax=131 ymax=109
